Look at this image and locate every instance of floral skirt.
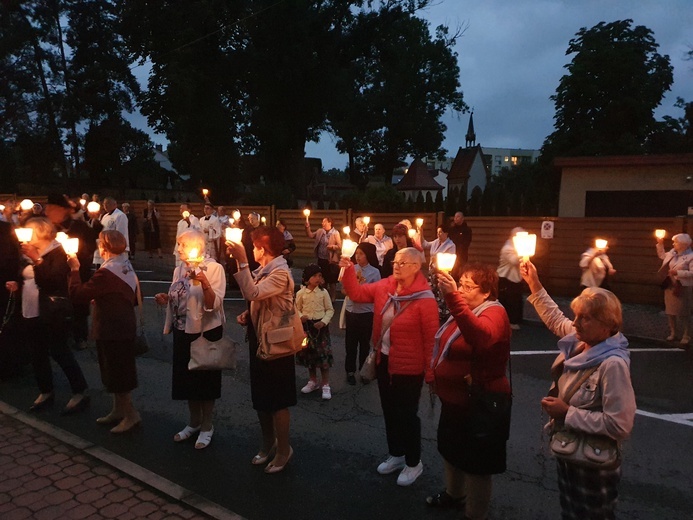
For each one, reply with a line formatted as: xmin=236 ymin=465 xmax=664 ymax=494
xmin=295 ymin=319 xmax=333 ymax=370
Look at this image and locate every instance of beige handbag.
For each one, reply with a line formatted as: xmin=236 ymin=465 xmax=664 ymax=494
xmin=257 ymin=307 xmax=306 ymax=361
xmin=189 ymin=334 xmax=237 ymax=370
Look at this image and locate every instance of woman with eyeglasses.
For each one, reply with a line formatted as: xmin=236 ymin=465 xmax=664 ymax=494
xmin=427 ymin=263 xmax=511 ymax=520
xmin=339 ymin=247 xmax=438 ymax=487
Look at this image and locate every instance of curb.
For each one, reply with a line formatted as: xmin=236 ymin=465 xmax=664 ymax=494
xmin=0 ymin=400 xmax=246 ymax=520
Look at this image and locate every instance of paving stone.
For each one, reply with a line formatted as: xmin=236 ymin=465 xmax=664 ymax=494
xmin=44 ymin=453 xmax=70 ymax=465
xmin=24 ymin=443 xmax=52 ymax=455
xmin=13 ymin=490 xmax=46 ymax=508
xmin=161 ymin=503 xmax=185 ymax=514
xmin=84 ymin=475 xmax=111 ymax=489
xmin=45 ymin=488 xmax=75 ymax=505
xmin=16 ymin=453 xmax=42 ymax=465
xmin=47 ymin=470 xmax=68 ymax=482
xmin=75 ymin=488 xmax=104 ymax=504
xmin=105 ymin=488 xmax=134 ymax=503
xmin=3 ymin=507 xmax=33 ymax=520
xmin=67 ymin=503 xmax=98 ymax=520
xmin=64 ymin=463 xmax=90 ymax=476
xmin=145 ymin=511 xmax=166 ymax=520
xmin=53 ymin=475 xmax=83 ymax=490
xmin=6 ymin=465 xmax=32 ymax=479
xmin=0 ymin=478 xmax=22 ymax=493
xmin=34 ymin=501 xmax=80 ymax=520
xmin=100 ymin=503 xmax=129 ymax=518
xmin=23 ymin=477 xmax=54 ymax=492
xmin=130 ymin=502 xmax=159 ymax=517
xmin=113 ymin=476 xmax=135 ymax=488
xmin=34 ymin=464 xmax=62 ymax=477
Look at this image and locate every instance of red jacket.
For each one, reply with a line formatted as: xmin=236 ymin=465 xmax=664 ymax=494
xmin=432 ymin=292 xmax=511 ymax=407
xmin=342 ymin=266 xmax=438 ymax=382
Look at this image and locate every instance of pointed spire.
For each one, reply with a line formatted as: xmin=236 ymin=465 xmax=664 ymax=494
xmin=465 ymin=111 xmax=476 ymax=148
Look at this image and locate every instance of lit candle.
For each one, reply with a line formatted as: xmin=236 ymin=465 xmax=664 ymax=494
xmin=56 ymin=232 xmax=68 ymax=243
xmin=182 ymin=210 xmax=190 ymax=219
xmin=595 ymin=239 xmax=608 ymax=250
xmin=87 ymin=201 xmax=101 ymax=214
xmin=436 ymin=253 xmax=457 ymax=272
xmin=339 ymin=239 xmax=359 ymax=280
xmin=303 ymin=208 xmax=311 ymax=222
xmin=15 ymin=227 xmax=33 ymax=243
xmin=362 ymin=216 xmax=370 ymax=226
xmin=655 ymin=229 xmax=666 ymax=239
xmin=343 ymin=226 xmax=350 ymax=237
xmin=79 ymin=198 xmax=86 ymax=207
xmin=62 ymin=238 xmax=79 ymax=255
xmin=229 ymin=218 xmax=235 ymax=226
xmin=261 ymin=216 xmax=266 ymax=224
xmin=225 ymin=227 xmax=242 ymax=244
xmin=512 ymin=231 xmax=537 ymax=262
xmin=20 ymin=199 xmax=33 ymax=211
xmin=188 ymin=248 xmax=200 ymax=261
xmin=232 ymin=210 xmax=241 ymax=220
xmin=408 ymin=228 xmax=416 ymax=239
xmin=415 ymin=218 xmax=424 ymax=229
xmin=202 ymin=188 xmax=209 ymax=197
xmin=0 ymin=204 xmax=5 ymax=212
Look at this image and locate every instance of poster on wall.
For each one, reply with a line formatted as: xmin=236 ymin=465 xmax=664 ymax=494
xmin=541 ymin=220 xmax=554 ymax=239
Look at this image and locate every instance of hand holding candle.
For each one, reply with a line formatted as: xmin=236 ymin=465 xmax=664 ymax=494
xmin=225 ymin=227 xmax=242 ymax=244
xmin=202 ymin=188 xmax=209 ymax=197
xmin=343 ymin=226 xmax=350 ymax=238
xmin=338 ymin=239 xmax=359 ymax=280
xmin=232 ymin=210 xmax=241 ymax=221
xmin=362 ymin=216 xmax=370 ymax=227
xmin=87 ymin=201 xmax=101 ymax=215
xmin=595 ymin=238 xmax=608 ymax=250
xmin=513 ymin=231 xmax=537 ymax=262
xmin=62 ymin=238 xmax=79 ymax=256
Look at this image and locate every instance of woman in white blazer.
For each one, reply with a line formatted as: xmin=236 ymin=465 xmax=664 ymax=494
xmin=155 ymin=230 xmax=226 ymax=449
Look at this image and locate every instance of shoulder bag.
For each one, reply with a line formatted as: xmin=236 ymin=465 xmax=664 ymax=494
xmin=189 ymin=334 xmax=237 ymax=370
xmin=257 ymin=270 xmax=307 ymax=361
xmin=548 ymin=365 xmax=621 ymax=470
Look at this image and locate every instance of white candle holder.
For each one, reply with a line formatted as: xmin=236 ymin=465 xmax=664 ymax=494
xmin=436 ymin=252 xmax=456 ymax=272
xmin=655 ymin=229 xmax=666 ymax=239
xmin=225 ymin=227 xmax=242 ymax=244
xmin=513 ymin=231 xmax=537 ymax=262
xmin=595 ymin=239 xmax=608 ymax=250
xmin=15 ymin=227 xmax=33 ymax=243
xmin=62 ymin=238 xmax=79 ymax=255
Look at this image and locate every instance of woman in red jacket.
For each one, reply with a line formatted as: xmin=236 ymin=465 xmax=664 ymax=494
xmin=340 ymin=247 xmax=438 ymax=487
xmin=426 ymin=263 xmax=511 ymax=519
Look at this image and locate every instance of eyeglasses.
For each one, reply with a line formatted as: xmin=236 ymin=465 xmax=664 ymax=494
xmin=459 ymin=283 xmax=480 ymax=293
xmin=391 ymin=261 xmax=416 ymax=268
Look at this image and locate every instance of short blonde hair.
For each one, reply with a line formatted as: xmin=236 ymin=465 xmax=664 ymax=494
xmin=178 ymin=229 xmax=205 ymax=252
xmin=395 ymin=247 xmax=425 ymax=266
xmin=571 ymin=287 xmax=623 ymax=335
xmin=26 ymin=217 xmax=56 ymax=241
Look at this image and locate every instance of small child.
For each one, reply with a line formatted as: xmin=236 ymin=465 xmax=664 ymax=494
xmin=295 ymin=264 xmax=335 ymax=400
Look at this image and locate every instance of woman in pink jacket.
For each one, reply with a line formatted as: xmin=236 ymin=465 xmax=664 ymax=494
xmin=340 ymin=247 xmax=438 ymax=487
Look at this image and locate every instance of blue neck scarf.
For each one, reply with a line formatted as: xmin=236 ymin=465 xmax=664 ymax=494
xmin=380 ymin=289 xmax=434 ymax=315
xmin=558 ymin=332 xmax=630 ymax=370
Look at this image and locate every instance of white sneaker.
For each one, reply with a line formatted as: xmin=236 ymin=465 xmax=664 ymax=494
xmin=397 ymin=461 xmax=423 ymax=486
xmin=377 ymin=455 xmax=406 ymax=475
xmin=301 ymin=380 xmax=320 ymax=394
xmin=321 ymin=384 xmax=332 ymax=400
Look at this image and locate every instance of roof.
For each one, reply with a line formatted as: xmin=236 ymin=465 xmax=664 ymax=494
xmin=395 ymin=159 xmax=444 ymax=191
xmin=448 ymin=144 xmax=484 ymax=181
xmin=554 ymin=153 xmax=693 ymax=168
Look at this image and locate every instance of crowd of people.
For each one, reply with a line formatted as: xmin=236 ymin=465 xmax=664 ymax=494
xmin=1 ymin=193 xmax=691 ymax=519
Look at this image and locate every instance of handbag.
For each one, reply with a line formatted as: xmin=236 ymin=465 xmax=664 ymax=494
xmin=188 ymin=334 xmax=237 ymax=370
xmin=549 ymin=429 xmax=620 ymax=470
xmin=465 ymin=386 xmax=512 ymax=441
xmin=548 ymin=365 xmax=621 ymax=470
xmin=359 ymin=349 xmax=377 ymax=381
xmin=258 ymin=307 xmax=306 ymax=361
xmin=256 ymin=270 xmax=307 ymax=361
xmin=39 ymin=295 xmax=73 ymax=327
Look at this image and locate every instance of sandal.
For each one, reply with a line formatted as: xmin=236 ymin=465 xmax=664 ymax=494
xmin=173 ymin=425 xmax=200 ymax=442
xmin=195 ymin=427 xmax=214 ymax=449
xmin=425 ymin=491 xmax=465 ymax=508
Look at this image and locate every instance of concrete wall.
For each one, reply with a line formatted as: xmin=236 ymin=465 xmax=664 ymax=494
xmin=557 ymin=154 xmax=693 ymax=217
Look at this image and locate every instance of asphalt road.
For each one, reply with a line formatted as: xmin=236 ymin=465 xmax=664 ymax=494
xmin=1 ymin=267 xmax=691 ymax=520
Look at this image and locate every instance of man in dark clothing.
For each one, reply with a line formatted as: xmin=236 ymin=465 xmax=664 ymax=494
xmin=44 ymin=194 xmax=101 ymax=349
xmin=448 ymin=211 xmax=472 ymax=281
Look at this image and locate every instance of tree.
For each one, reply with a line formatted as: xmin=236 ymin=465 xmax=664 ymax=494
xmin=329 ymin=3 xmax=465 ymax=185
xmin=543 ymin=20 xmax=673 ymax=160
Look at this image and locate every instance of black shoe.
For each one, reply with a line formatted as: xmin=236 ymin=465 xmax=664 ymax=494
xmin=425 ymin=490 xmax=465 ymax=509
xmin=61 ymin=395 xmax=90 ymax=416
xmin=347 ymin=373 xmax=356 ymax=385
xmin=29 ymin=394 xmax=54 ymax=412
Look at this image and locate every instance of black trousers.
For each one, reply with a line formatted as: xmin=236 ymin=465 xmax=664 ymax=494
xmin=376 ymin=354 xmax=424 ymax=467
xmin=344 ymin=311 xmax=373 ymax=374
xmin=25 ymin=317 xmax=88 ymax=395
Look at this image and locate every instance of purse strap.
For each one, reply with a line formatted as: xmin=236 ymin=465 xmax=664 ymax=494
xmin=135 ymin=275 xmax=144 ymax=329
xmin=560 ymin=364 xmax=599 ymax=403
xmin=0 ymin=292 xmax=16 ymax=335
xmin=375 ymin=301 xmax=412 ymax=351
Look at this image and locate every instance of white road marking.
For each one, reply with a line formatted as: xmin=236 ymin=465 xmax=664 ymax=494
xmin=636 ymin=410 xmax=693 ymax=427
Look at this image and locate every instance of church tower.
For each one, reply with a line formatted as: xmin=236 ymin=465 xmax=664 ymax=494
xmin=465 ymin=111 xmax=476 ymax=148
